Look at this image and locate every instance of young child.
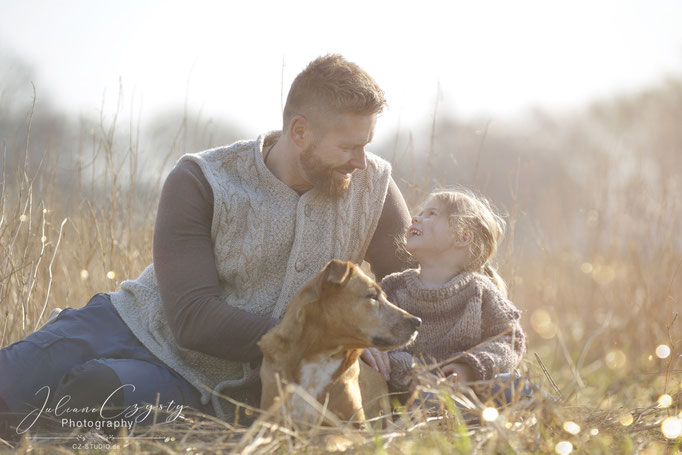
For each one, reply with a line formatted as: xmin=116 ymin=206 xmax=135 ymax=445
xmin=374 ymin=189 xmax=526 ymax=395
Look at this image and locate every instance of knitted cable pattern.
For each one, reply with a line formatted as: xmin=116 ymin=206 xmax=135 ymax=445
xmin=109 ymin=132 xmax=392 ymax=417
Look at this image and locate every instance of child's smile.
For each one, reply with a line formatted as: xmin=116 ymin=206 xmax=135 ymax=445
xmin=405 ymin=199 xmax=455 ymax=256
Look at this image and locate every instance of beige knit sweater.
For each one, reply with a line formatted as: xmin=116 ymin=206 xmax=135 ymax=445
xmin=380 ymin=269 xmax=526 ymax=392
xmin=109 ymin=131 xmax=392 ymax=417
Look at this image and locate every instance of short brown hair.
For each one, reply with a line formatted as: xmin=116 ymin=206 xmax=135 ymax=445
xmin=283 ymin=54 xmax=386 ymax=132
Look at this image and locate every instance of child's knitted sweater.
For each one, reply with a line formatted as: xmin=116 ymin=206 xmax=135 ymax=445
xmin=380 ymin=269 xmax=526 ymax=392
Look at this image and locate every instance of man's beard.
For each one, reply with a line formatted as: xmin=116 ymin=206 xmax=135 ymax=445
xmin=300 ymin=142 xmax=352 ymax=197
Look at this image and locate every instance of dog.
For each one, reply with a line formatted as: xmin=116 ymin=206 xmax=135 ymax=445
xmin=258 ymin=259 xmax=421 ymax=426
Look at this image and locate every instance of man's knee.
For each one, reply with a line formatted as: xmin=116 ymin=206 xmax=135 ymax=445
xmin=51 ymin=359 xmax=125 ymax=418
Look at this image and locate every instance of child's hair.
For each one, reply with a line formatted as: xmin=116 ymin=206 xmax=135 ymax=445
xmin=429 ymin=188 xmax=508 ymax=296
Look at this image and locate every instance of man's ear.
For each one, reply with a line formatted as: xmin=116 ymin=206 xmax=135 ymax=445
xmin=289 ymin=115 xmax=310 ymax=148
xmin=322 ymin=259 xmax=353 ymax=287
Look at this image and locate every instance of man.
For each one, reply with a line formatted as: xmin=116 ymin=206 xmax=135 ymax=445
xmin=0 ymin=54 xmax=408 ymax=433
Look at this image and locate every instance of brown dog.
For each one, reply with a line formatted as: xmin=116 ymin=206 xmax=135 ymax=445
xmin=258 ymin=260 xmax=421 ymax=425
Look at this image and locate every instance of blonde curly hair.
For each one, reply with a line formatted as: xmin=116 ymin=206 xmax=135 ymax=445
xmin=427 ymin=188 xmax=508 ymax=296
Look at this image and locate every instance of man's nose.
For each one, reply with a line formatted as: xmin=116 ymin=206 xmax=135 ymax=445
xmin=349 ymin=148 xmax=367 ymax=171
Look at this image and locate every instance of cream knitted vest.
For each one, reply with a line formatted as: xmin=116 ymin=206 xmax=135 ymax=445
xmin=109 ymin=131 xmax=392 ymax=416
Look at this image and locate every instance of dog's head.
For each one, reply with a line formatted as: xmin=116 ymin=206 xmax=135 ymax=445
xmin=289 ymin=259 xmax=421 ymax=351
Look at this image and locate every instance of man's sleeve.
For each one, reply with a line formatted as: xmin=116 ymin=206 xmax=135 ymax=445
xmin=153 ymin=159 xmax=278 ymax=364
xmin=364 ymin=177 xmax=413 ymax=281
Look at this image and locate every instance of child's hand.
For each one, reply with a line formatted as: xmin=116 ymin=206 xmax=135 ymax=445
xmin=441 ymin=363 xmax=476 ymax=383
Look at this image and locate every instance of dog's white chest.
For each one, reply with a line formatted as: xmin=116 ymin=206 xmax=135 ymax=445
xmin=287 ymin=354 xmax=344 ymax=422
xmin=299 ymin=355 xmax=343 ymax=399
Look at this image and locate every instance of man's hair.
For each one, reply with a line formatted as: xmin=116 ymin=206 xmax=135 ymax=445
xmin=282 ymin=54 xmax=386 ymax=133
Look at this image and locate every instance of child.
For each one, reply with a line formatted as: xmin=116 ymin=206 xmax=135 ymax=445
xmin=374 ymin=189 xmax=526 ymax=396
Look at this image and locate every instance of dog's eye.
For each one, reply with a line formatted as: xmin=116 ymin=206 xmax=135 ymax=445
xmin=366 ymin=294 xmax=379 ymax=302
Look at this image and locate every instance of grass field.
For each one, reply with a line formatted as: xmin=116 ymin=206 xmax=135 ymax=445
xmin=0 ymin=79 xmax=680 ymax=453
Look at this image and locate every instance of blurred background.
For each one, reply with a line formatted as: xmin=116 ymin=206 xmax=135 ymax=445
xmin=1 ymin=0 xmax=681 ymax=414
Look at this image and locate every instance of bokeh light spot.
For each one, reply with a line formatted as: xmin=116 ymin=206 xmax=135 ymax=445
xmin=107 ymin=271 xmax=116 ymax=280
xmin=563 ymin=421 xmax=581 ymax=434
xmin=482 ymin=407 xmax=499 ymax=422
xmin=661 ymin=417 xmax=681 ymax=439
xmin=655 ymin=345 xmax=671 ymax=359
xmin=657 ymin=394 xmax=672 ymax=408
xmin=619 ymin=413 xmax=634 ymax=426
xmin=605 ymin=350 xmax=627 ymax=370
xmin=555 ymin=441 xmax=573 ymax=455
xmin=590 ymin=428 xmax=599 ymax=436
xmin=531 ymin=308 xmax=557 ymax=339
xmin=80 ymin=269 xmax=89 ymax=280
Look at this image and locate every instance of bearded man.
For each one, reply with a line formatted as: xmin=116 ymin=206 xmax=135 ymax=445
xmin=0 ymin=55 xmax=409 ymax=433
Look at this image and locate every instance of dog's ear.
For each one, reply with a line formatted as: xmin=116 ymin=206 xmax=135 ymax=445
xmin=322 ymin=259 xmax=353 ymax=287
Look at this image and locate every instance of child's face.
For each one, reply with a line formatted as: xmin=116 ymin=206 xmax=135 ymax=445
xmin=406 ymin=198 xmax=458 ymax=259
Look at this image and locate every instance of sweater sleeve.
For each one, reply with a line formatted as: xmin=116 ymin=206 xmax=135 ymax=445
xmin=455 ymin=284 xmax=526 ymax=380
xmin=387 ymin=351 xmax=415 ymax=393
xmin=364 ymin=178 xmax=412 ymax=282
xmin=154 ymin=160 xmax=278 ymax=363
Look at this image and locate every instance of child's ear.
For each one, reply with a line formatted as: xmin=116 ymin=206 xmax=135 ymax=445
xmin=454 ymin=230 xmax=473 ymax=247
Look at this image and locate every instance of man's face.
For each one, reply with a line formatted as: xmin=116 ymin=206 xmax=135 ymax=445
xmin=299 ymin=113 xmax=376 ymax=197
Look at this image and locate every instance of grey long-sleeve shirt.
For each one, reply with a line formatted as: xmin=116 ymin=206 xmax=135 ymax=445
xmin=153 ymin=159 xmax=411 ymax=364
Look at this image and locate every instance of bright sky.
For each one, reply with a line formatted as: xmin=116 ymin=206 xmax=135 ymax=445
xmin=1 ymin=0 xmax=681 ymax=144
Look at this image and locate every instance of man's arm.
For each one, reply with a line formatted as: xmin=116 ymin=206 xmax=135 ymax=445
xmin=361 ymin=196 xmax=412 ymax=377
xmin=364 ymin=177 xmax=412 ymax=281
xmin=153 ymin=160 xmax=278 ymax=363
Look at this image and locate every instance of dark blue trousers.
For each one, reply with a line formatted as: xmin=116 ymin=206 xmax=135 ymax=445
xmin=0 ymin=294 xmax=208 ymax=438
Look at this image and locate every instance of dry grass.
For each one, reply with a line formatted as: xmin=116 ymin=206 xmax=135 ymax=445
xmin=1 ymin=79 xmax=681 ymax=453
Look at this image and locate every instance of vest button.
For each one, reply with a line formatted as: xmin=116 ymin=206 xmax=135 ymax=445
xmin=295 ymin=260 xmax=306 ymax=272
xmin=304 ymin=204 xmax=312 ymax=217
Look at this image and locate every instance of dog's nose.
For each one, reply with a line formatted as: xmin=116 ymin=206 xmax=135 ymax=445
xmin=410 ymin=316 xmax=422 ymax=330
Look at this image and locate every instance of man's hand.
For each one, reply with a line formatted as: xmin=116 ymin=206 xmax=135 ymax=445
xmin=361 ymin=348 xmax=391 ymax=381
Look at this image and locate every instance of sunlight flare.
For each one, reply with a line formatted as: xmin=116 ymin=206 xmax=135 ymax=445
xmin=482 ymin=407 xmax=499 ymax=422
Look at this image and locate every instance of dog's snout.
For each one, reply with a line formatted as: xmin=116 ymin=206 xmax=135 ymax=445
xmin=410 ymin=316 xmax=421 ymax=330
